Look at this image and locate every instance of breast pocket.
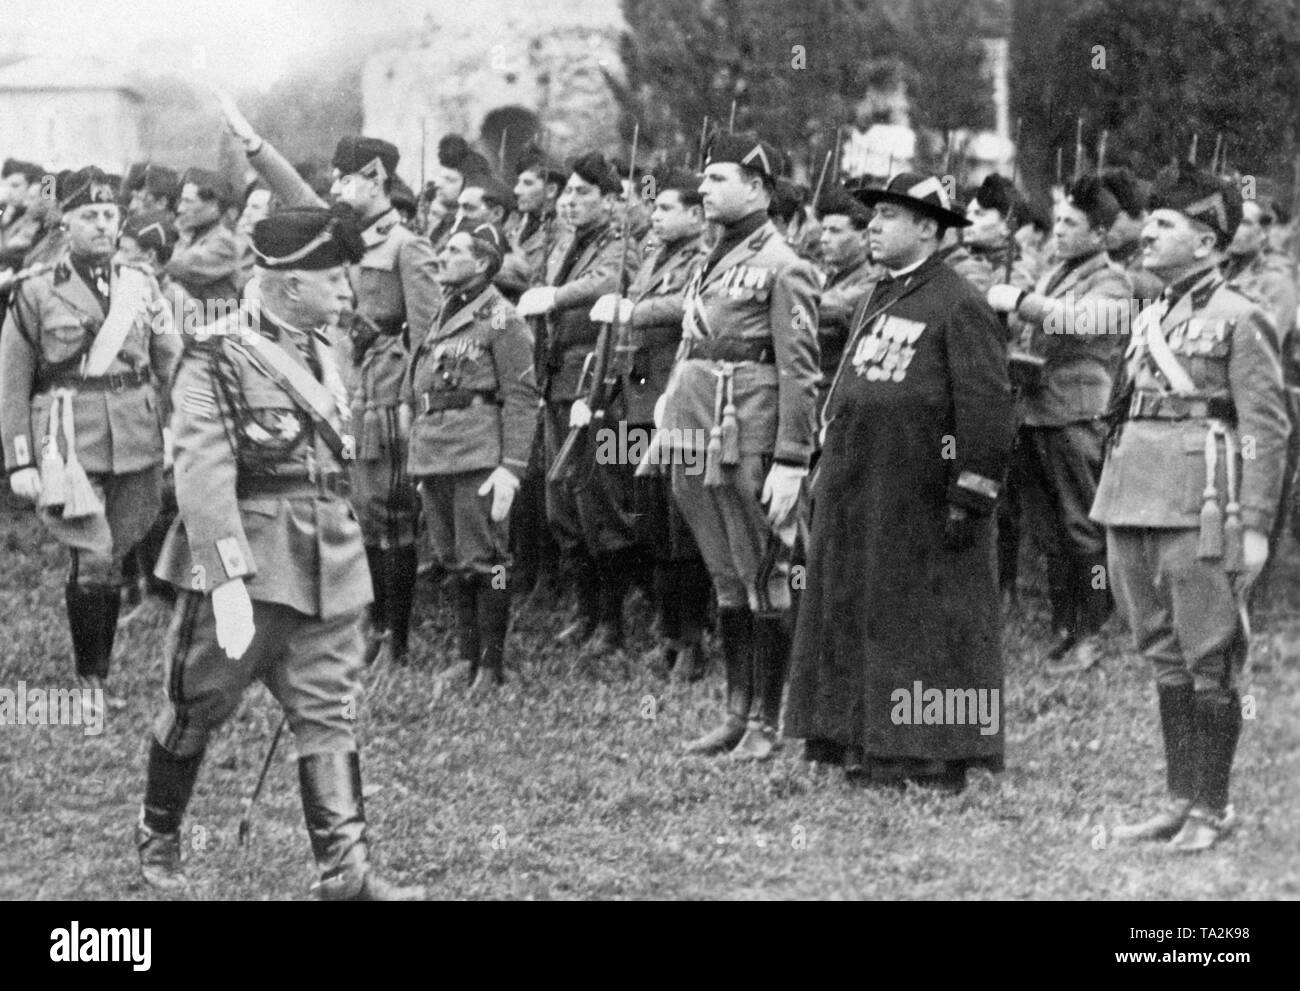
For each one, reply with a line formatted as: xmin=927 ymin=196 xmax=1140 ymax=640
xmin=42 ymin=317 xmax=90 ymax=365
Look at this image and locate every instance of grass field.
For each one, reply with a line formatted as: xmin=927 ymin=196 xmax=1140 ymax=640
xmin=2 ymin=489 xmax=1297 ymax=901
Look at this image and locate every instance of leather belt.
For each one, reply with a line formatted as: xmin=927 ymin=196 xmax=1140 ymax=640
xmin=684 ymin=337 xmax=776 ymax=364
xmin=1128 ymin=391 xmax=1236 ymax=422
xmin=237 ymin=472 xmax=350 ymax=499
xmin=41 ymin=367 xmax=152 ymax=393
xmin=419 ymin=389 xmax=499 ymax=414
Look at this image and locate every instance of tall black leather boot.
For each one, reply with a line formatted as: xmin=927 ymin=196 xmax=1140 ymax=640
xmin=1044 ymin=549 xmax=1077 ymax=661
xmin=590 ymin=549 xmax=633 ymax=652
xmin=137 ymin=738 xmax=205 ymax=891
xmin=557 ymin=551 xmax=600 ymax=644
xmin=299 ymin=751 xmax=425 ymax=901
xmin=1113 ymin=682 xmax=1196 ymax=842
xmin=362 ymin=546 xmax=390 ymax=665
xmin=66 ymin=581 xmax=120 ymax=680
xmin=684 ymin=607 xmax=753 ymax=755
xmin=1167 ymin=688 xmax=1242 ymax=853
xmin=453 ymin=574 xmax=480 ymax=679
xmin=385 ymin=544 xmax=418 ymax=664
xmin=732 ymin=613 xmax=790 ymax=762
xmin=471 ymin=573 xmax=511 ymax=694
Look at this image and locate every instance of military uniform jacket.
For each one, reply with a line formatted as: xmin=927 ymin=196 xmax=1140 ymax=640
xmin=154 ymin=307 xmax=371 ymax=618
xmin=620 ymin=231 xmax=708 ymax=425
xmin=1 ymin=251 xmax=180 ymax=475
xmin=817 ymin=255 xmax=881 ymax=388
xmin=246 ymin=142 xmax=443 ymax=353
xmin=1014 ymin=250 xmax=1133 ymax=427
xmin=165 ymin=220 xmax=241 ymax=311
xmin=1225 ymin=250 xmax=1297 ymax=354
xmin=1091 ymin=269 xmax=1289 ymax=534
xmin=660 ymin=220 xmax=821 ymax=467
xmin=541 ymin=220 xmax=640 ymax=402
xmin=404 ymin=282 xmax=539 ymax=477
xmin=0 ymin=206 xmax=41 ymax=272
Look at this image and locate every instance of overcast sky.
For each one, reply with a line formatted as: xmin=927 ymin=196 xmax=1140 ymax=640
xmin=2 ymin=0 xmax=427 ymax=89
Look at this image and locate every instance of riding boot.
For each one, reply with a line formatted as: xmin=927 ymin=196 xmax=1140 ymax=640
xmin=453 ymin=574 xmax=481 ymax=679
xmin=471 ymin=573 xmax=511 ymax=694
xmin=590 ymin=549 xmax=632 ymax=652
xmin=1167 ymin=687 xmax=1243 ymax=853
xmin=1113 ymin=682 xmax=1196 ymax=842
xmin=362 ymin=546 xmax=390 ymax=665
xmin=385 ymin=544 xmax=418 ymax=665
xmin=557 ymin=551 xmax=600 ymax=644
xmin=66 ymin=580 xmax=120 ymax=681
xmin=684 ymin=607 xmax=753 ymax=755
xmin=137 ymin=738 xmax=205 ymax=890
xmin=299 ymin=751 xmax=425 ymax=901
xmin=731 ymin=613 xmax=790 ymax=761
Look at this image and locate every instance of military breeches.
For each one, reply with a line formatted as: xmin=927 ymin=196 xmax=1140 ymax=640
xmin=41 ymin=466 xmax=164 ymax=588
xmin=1015 ymin=422 xmax=1107 ymax=559
xmin=543 ymin=401 xmax=637 ymax=556
xmin=418 ymin=469 xmax=510 ymax=578
xmin=153 ymin=592 xmax=364 ymax=758
xmin=349 ymin=443 xmax=419 ymax=549
xmin=671 ymin=454 xmax=793 ymax=613
xmin=1107 ymin=527 xmax=1244 ymax=691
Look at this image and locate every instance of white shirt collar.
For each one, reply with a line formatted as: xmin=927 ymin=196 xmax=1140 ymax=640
xmin=886 ymin=253 xmax=931 ymax=279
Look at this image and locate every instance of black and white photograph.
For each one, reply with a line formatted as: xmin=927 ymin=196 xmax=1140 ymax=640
xmin=0 ymin=0 xmax=1294 ymax=938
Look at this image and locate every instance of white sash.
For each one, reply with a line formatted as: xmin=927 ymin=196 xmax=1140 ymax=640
xmin=83 ymin=265 xmax=152 ymax=378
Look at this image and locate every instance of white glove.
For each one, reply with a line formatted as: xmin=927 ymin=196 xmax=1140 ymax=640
xmin=477 ymin=466 xmax=521 ymax=523
xmin=569 ymin=398 xmax=593 ymax=429
xmin=9 ymin=467 xmax=41 ymax=504
xmin=517 ymin=286 xmax=558 ymax=317
xmin=761 ymin=463 xmax=807 ymax=528
xmin=213 ymin=578 xmax=255 ymax=660
xmin=986 ymin=284 xmax=1027 ymax=314
xmin=162 ymin=426 xmax=175 ymax=471
xmin=212 ymin=87 xmax=262 ymax=151
xmin=653 ymin=395 xmax=667 ymax=429
xmin=589 ymin=294 xmax=633 ymax=324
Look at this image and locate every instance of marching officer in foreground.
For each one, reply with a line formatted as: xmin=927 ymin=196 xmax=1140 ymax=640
xmin=140 ymin=207 xmax=425 ymax=899
xmin=406 ymin=223 xmax=538 ymax=691
xmin=518 ymin=153 xmax=640 ymax=650
xmin=217 ymin=93 xmax=444 ymax=665
xmin=591 ymin=166 xmax=713 ymax=680
xmin=1092 ymin=162 xmax=1289 ymax=852
xmin=656 ymin=132 xmax=821 ymax=760
xmin=1 ymin=167 xmax=179 ymax=696
xmin=784 ymin=173 xmax=1014 ymax=791
xmin=987 ymin=173 xmax=1133 ymax=676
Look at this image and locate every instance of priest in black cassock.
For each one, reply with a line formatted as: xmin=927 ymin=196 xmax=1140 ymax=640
xmin=784 ymin=173 xmax=1015 ymax=792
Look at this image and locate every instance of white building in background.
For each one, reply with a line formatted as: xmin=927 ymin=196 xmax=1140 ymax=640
xmin=0 ymin=56 xmax=143 ymax=172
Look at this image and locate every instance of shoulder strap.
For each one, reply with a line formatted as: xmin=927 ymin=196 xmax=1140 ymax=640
xmin=230 ymin=331 xmax=349 ymax=461
xmin=83 ymin=265 xmax=152 ymax=378
xmin=1137 ymin=301 xmax=1197 ymax=395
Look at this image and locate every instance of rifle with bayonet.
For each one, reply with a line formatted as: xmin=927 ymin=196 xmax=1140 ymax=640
xmin=547 ymin=124 xmax=640 ymax=486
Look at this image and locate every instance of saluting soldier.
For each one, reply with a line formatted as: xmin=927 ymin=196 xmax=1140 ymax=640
xmin=406 ymin=223 xmax=538 ymax=691
xmin=166 ymin=168 xmax=241 ymax=318
xmin=785 ymin=173 xmax=1015 ymax=791
xmin=217 ymin=94 xmax=444 ymax=665
xmin=1 ymin=167 xmax=180 ymax=695
xmin=952 ymin=174 xmax=1039 ymax=296
xmin=1 ymin=158 xmax=46 ymax=274
xmin=814 ymin=187 xmax=882 ymax=413
xmin=140 ymin=207 xmax=425 ymax=899
xmin=986 ymin=173 xmax=1133 ymax=675
xmin=1093 ymin=163 xmax=1289 ymax=852
xmin=656 ymin=132 xmax=821 ymax=760
xmin=498 ymin=146 xmax=564 ymax=304
xmin=518 ymin=153 xmax=641 ymax=650
xmin=591 ymin=167 xmax=713 ymax=680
